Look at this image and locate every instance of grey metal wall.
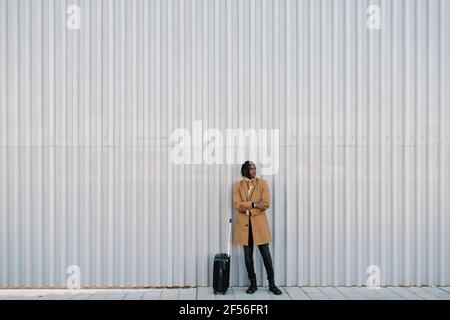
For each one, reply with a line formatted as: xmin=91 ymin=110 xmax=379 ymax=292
xmin=1 ymin=0 xmax=449 ymax=288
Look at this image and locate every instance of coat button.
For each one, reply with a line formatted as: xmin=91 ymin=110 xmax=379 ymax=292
xmin=245 ymin=224 xmax=248 ymax=227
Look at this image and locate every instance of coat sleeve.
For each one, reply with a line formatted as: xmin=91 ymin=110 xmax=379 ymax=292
xmin=233 ymin=182 xmax=253 ymax=213
xmin=250 ymin=180 xmax=270 ymax=216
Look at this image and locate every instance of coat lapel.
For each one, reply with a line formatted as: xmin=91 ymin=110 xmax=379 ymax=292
xmin=240 ymin=180 xmax=248 ymax=201
xmin=249 ymin=178 xmax=258 ymax=200
xmin=241 ymin=178 xmax=258 ymax=201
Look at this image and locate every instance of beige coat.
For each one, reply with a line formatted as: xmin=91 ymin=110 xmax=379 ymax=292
xmin=233 ymin=177 xmax=272 ymax=246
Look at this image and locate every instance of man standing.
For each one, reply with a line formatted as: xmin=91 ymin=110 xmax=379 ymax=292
xmin=232 ymin=161 xmax=282 ymax=295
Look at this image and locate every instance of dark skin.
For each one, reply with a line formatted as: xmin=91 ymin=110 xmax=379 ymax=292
xmin=246 ymin=164 xmax=265 ymax=210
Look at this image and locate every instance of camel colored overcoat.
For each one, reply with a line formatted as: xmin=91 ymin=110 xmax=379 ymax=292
xmin=232 ymin=177 xmax=272 ymax=246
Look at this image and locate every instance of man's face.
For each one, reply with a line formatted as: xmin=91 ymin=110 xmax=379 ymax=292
xmin=248 ymin=164 xmax=256 ymax=179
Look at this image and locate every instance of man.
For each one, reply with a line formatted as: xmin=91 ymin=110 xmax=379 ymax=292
xmin=232 ymin=161 xmax=282 ymax=295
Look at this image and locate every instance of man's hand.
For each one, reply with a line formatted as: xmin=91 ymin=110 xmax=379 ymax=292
xmin=254 ymin=201 xmax=265 ymax=210
xmin=238 ymin=204 xmax=248 ymax=213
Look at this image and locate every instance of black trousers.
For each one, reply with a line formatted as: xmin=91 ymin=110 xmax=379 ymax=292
xmin=243 ymin=218 xmax=275 ymax=282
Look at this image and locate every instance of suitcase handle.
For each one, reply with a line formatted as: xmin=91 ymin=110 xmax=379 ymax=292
xmin=227 ymin=218 xmax=232 ymax=257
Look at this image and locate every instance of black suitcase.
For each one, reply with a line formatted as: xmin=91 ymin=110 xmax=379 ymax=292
xmin=213 ymin=218 xmax=232 ymax=294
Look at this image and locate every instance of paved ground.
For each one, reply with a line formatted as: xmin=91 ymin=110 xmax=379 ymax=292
xmin=0 ymin=287 xmax=449 ymax=300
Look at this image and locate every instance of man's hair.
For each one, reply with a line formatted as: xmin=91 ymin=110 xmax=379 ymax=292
xmin=241 ymin=160 xmax=255 ymax=178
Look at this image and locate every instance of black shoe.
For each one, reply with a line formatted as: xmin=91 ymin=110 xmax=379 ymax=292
xmin=246 ymin=279 xmax=257 ymax=294
xmin=269 ymin=285 xmax=282 ymax=295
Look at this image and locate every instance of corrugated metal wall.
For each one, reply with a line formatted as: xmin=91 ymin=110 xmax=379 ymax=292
xmin=1 ymin=0 xmax=449 ymax=288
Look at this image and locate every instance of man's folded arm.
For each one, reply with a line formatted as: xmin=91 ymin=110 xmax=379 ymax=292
xmin=251 ymin=181 xmax=270 ymax=216
xmin=233 ymin=183 xmax=252 ymax=213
